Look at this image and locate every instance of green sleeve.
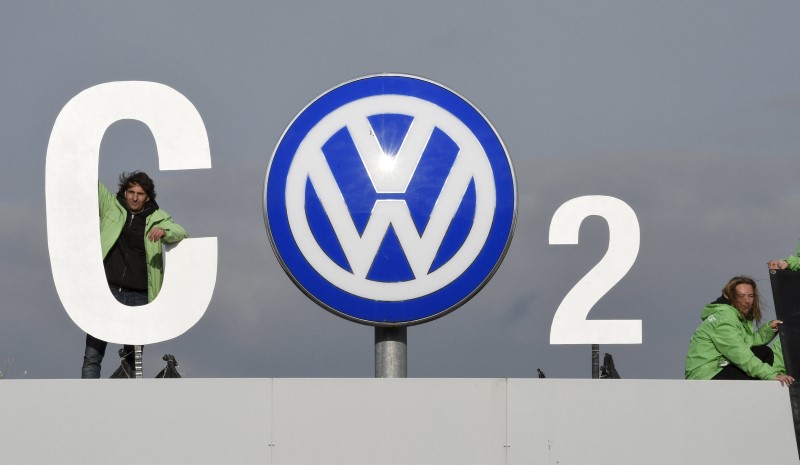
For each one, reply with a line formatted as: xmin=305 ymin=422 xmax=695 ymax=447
xmin=154 ymin=213 xmax=188 ymax=244
xmin=709 ymin=314 xmax=780 ymax=380
xmin=753 ymin=321 xmax=777 ymax=346
xmin=786 ymin=241 xmax=800 ymax=271
xmin=98 ymin=181 xmax=115 ymax=215
xmin=773 ymin=338 xmax=786 ymax=374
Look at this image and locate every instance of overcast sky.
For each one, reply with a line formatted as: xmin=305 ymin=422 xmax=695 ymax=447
xmin=1 ymin=1 xmax=799 ymax=379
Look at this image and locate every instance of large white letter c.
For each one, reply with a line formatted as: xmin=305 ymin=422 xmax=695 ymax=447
xmin=45 ymin=81 xmax=218 ymax=345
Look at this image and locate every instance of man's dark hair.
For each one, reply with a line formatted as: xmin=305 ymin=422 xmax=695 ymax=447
xmin=117 ymin=171 xmax=156 ymax=201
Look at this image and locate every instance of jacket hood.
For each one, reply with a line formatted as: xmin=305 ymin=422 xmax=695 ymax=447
xmin=701 ymin=296 xmax=738 ymax=321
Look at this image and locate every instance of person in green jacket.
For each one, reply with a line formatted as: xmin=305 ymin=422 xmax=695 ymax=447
xmin=767 ymin=242 xmax=800 ymax=271
xmin=685 ymin=276 xmax=793 ymax=386
xmin=81 ymin=171 xmax=188 ymax=379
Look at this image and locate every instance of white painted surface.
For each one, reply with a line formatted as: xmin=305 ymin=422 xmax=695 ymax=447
xmin=0 ymin=379 xmax=271 ymax=464
xmin=508 ymin=379 xmax=797 ymax=464
xmin=272 ymin=378 xmax=507 ymax=465
xmin=0 ymin=379 xmax=796 ymax=465
xmin=549 ymin=195 xmax=642 ymax=344
xmin=45 ymin=81 xmax=218 ymax=344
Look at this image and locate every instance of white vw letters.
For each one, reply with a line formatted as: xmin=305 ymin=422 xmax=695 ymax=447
xmin=285 ymin=95 xmax=496 ymax=301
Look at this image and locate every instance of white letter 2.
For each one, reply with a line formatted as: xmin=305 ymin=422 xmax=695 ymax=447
xmin=549 ymin=195 xmax=642 ymax=344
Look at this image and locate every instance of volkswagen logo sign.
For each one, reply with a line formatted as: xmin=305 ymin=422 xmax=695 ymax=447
xmin=264 ymin=74 xmax=516 ymax=326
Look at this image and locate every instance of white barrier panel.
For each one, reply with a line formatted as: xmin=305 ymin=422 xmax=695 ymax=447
xmin=0 ymin=379 xmax=796 ymax=465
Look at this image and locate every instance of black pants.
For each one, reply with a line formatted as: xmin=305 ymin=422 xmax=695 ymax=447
xmin=712 ymin=345 xmax=774 ymax=380
xmin=80 ymin=286 xmax=147 ymax=378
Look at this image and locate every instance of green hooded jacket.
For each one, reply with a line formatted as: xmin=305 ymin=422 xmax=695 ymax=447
xmin=773 ymin=338 xmax=786 ymax=373
xmin=685 ymin=300 xmax=780 ymax=380
xmin=99 ymin=181 xmax=188 ymax=302
xmin=785 ymin=242 xmax=800 ymax=270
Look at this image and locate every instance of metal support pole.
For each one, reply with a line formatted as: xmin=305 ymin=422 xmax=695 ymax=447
xmin=134 ymin=345 xmax=143 ymax=379
xmin=591 ymin=344 xmax=600 ymax=379
xmin=375 ymin=327 xmax=407 ymax=378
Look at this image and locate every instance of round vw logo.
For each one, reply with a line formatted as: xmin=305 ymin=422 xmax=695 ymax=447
xmin=265 ymin=75 xmax=516 ymax=326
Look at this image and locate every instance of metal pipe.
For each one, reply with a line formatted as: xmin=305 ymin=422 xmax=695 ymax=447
xmin=375 ymin=327 xmax=407 ymax=378
xmin=591 ymin=344 xmax=599 ymax=379
xmin=135 ymin=345 xmax=143 ymax=379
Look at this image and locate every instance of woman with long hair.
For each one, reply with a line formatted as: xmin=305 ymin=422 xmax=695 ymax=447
xmin=685 ymin=276 xmax=793 ymax=386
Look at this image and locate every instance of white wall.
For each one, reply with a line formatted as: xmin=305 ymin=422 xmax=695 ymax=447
xmin=0 ymin=379 xmax=796 ymax=465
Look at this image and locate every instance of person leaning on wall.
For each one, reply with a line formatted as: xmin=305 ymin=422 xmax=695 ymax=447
xmin=685 ymin=276 xmax=793 ymax=386
xmin=81 ymin=171 xmax=188 ymax=378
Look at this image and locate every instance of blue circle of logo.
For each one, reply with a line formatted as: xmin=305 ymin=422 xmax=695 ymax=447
xmin=265 ymin=74 xmax=516 ymax=326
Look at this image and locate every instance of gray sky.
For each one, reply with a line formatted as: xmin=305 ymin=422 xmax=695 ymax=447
xmin=1 ymin=1 xmax=799 ymax=379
